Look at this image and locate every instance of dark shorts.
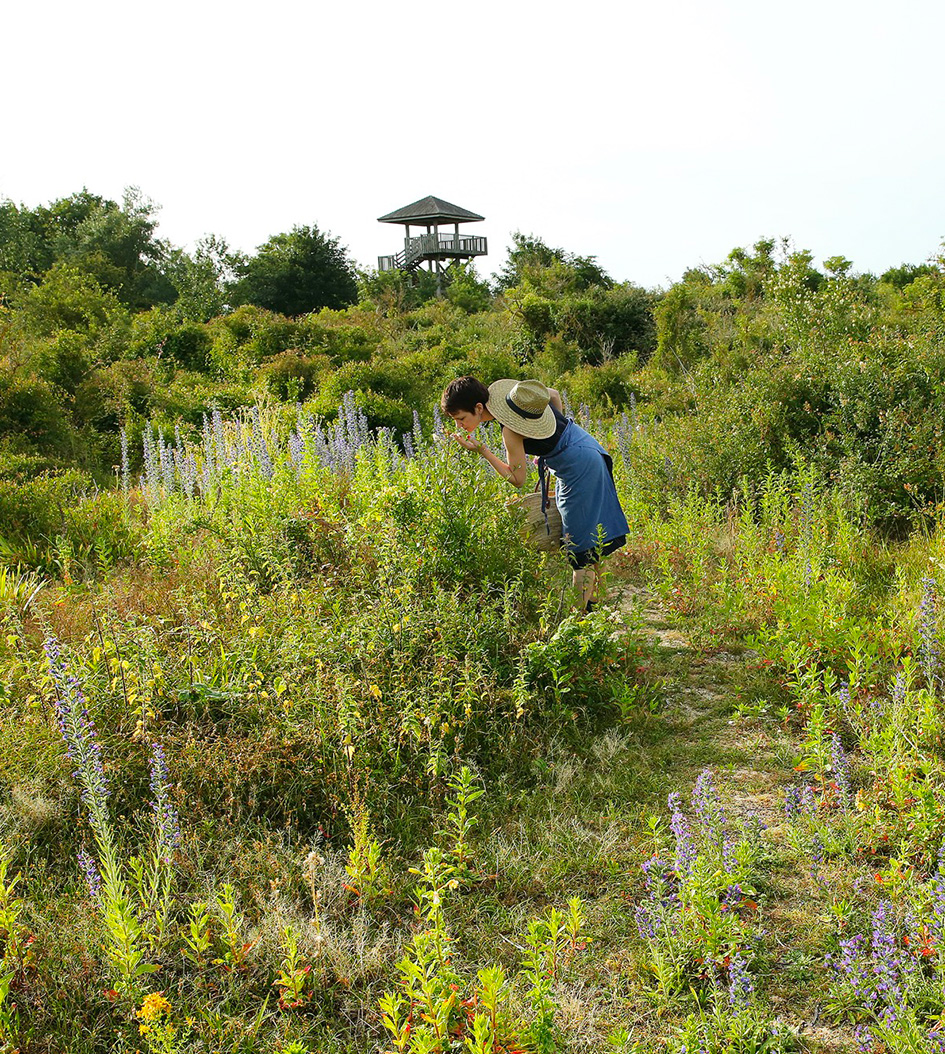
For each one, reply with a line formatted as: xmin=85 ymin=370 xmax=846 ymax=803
xmin=566 ymin=534 xmax=627 ymax=569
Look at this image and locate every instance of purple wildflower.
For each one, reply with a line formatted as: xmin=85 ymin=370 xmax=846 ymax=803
xmin=870 ymin=901 xmax=902 ymax=1009
xmin=411 ymin=410 xmax=424 ymax=456
xmin=288 ymin=429 xmax=305 ymax=469
xmin=834 ymin=933 xmax=870 ymax=1000
xmin=728 ymin=952 xmax=753 ymax=1006
xmin=784 ymin=785 xmax=801 ymax=820
xmin=149 ymin=742 xmax=181 ymax=862
xmin=201 ymin=424 xmax=216 ymax=482
xmin=78 ymin=848 xmax=103 ymax=899
xmin=172 ymin=444 xmax=184 ymax=491
xmin=852 ymin=1024 xmax=874 ymax=1053
xmin=691 ymin=769 xmax=727 ymax=842
xmin=669 ymin=793 xmax=696 ymax=876
xmin=119 ymin=429 xmax=130 ymax=493
xmin=918 ymin=576 xmax=940 ymax=687
xmin=641 ymin=855 xmax=668 ymax=893
xmin=251 ymin=406 xmax=274 ymax=479
xmin=721 ymin=833 xmax=738 ymax=874
xmin=180 ymin=452 xmax=197 ymax=498
xmin=142 ymin=423 xmax=160 ymax=497
xmin=616 ymin=412 xmax=632 ymax=466
xmin=635 ymin=905 xmax=656 ymax=941
xmin=212 ymin=408 xmax=230 ymax=467
xmin=44 ymin=637 xmax=109 ymax=832
xmin=746 ymin=809 xmax=767 ymax=832
xmin=722 ymin=883 xmax=745 ymax=909
xmin=341 ymin=391 xmax=370 ymax=449
xmin=158 ymin=434 xmax=175 ymax=493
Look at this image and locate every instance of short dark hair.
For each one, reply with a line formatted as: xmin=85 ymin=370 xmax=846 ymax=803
xmin=440 ymin=376 xmax=490 ymax=415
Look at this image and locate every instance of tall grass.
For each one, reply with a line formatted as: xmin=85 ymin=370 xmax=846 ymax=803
xmin=0 ymin=397 xmax=642 ymax=1051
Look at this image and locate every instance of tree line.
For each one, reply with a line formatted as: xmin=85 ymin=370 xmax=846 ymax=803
xmin=1 ymin=185 xmax=943 ymax=533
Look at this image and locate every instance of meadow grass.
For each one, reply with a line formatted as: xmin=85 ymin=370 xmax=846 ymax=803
xmin=2 ymin=399 xmax=945 ymax=1052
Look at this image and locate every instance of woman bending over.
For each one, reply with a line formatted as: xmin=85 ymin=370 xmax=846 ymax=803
xmin=441 ymin=376 xmax=628 ymax=610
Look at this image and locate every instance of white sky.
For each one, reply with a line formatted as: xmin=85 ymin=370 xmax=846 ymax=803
xmin=3 ymin=0 xmax=943 ymax=288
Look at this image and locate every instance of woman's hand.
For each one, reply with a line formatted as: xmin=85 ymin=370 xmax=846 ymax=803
xmin=449 ymin=431 xmax=482 ymax=453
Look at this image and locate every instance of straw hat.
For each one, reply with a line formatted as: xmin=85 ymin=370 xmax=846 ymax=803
xmin=487 ymin=379 xmax=556 ymax=440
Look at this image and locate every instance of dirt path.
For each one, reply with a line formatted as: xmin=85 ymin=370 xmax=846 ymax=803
xmin=611 ymin=583 xmax=855 ymax=1053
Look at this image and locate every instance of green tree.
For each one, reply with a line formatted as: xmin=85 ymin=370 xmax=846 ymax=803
xmin=1 ymin=187 xmax=175 ymax=309
xmin=721 ymin=238 xmax=778 ymax=300
xmin=496 ymin=232 xmax=612 ymax=294
xmin=164 ymin=235 xmax=236 ymax=323
xmin=0 ymin=369 xmax=78 ymax=457
xmin=229 ymin=225 xmax=358 ymax=316
xmin=880 ymin=261 xmax=935 ymax=289
xmin=357 ymin=266 xmax=440 ymax=314
xmin=14 ymin=264 xmax=126 ymax=338
xmin=0 ymin=200 xmax=51 ymax=282
xmin=445 ymin=262 xmax=493 ymax=313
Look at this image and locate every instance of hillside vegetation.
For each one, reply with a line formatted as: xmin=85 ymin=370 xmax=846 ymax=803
xmin=2 ymin=190 xmax=945 ymax=1053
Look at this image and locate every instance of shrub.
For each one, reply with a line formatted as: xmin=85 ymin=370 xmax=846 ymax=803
xmin=653 ymin=277 xmax=713 ymax=371
xmin=128 ymin=308 xmax=212 ymax=372
xmin=28 ymin=329 xmax=95 ymax=394
xmin=205 ymin=304 xmax=299 ymax=376
xmin=556 ymin=282 xmax=656 ymax=363
xmin=312 ymin=359 xmax=415 ymax=413
xmin=0 ymin=470 xmax=91 ymax=566
xmin=74 ymin=360 xmax=156 ymax=433
xmin=13 ymin=263 xmax=127 ymax=338
xmin=0 ymin=369 xmax=78 ymax=458
xmin=347 ymin=389 xmax=413 ymax=434
xmin=444 ymin=263 xmax=494 ymax=314
xmin=0 ymin=446 xmax=62 ymax=481
xmin=560 ymin=360 xmax=640 ymax=412
xmin=259 ymin=350 xmax=329 ymax=402
xmin=300 ymin=313 xmax=377 ymax=365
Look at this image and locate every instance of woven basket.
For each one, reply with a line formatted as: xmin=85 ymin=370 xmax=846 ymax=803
xmin=516 ymin=489 xmax=563 ymax=552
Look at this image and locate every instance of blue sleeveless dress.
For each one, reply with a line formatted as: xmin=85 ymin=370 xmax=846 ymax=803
xmin=508 ymin=408 xmax=629 ymax=568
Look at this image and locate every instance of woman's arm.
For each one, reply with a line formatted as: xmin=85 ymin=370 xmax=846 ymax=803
xmin=452 ymin=427 xmax=527 ymax=487
xmin=547 ymin=387 xmax=564 ymax=413
xmin=497 ymin=428 xmax=528 ymax=488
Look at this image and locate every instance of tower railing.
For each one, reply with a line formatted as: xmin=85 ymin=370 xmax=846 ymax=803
xmin=405 ymin=234 xmax=488 ymax=257
xmin=378 ymin=234 xmax=487 ymax=273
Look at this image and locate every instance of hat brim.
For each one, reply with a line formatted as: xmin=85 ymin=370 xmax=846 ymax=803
xmin=487 ymin=379 xmax=557 ymax=440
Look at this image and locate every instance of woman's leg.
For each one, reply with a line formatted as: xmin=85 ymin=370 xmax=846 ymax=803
xmin=573 ymin=564 xmax=598 ymax=609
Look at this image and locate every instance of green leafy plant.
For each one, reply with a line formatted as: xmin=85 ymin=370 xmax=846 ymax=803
xmin=274 ymin=925 xmax=313 ymax=1010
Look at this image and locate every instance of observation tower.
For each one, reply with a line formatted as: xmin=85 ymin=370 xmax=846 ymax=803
xmin=377 ymin=195 xmax=487 ymax=282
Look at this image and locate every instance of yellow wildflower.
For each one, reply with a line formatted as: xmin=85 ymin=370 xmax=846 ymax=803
xmin=137 ymin=992 xmax=171 ymax=1021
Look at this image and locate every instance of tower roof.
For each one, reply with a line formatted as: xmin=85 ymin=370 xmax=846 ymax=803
xmin=378 ymin=195 xmax=485 ymax=225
